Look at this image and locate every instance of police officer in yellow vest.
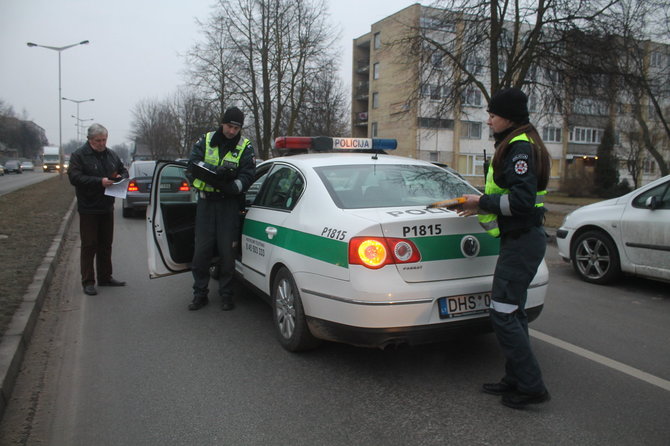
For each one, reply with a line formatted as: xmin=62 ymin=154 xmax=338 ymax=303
xmin=187 ymin=106 xmax=256 ymax=311
xmin=458 ymin=88 xmax=552 ymax=409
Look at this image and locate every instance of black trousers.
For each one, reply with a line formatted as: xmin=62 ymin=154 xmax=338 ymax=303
xmin=79 ymin=212 xmax=115 ymax=285
xmin=490 ymin=225 xmax=547 ymax=394
xmin=191 ymin=197 xmax=240 ymax=300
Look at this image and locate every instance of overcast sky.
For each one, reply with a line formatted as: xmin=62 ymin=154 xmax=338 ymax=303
xmin=1 ymin=0 xmax=419 ymax=149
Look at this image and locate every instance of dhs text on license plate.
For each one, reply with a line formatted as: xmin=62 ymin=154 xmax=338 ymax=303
xmin=438 ymin=292 xmax=491 ymax=319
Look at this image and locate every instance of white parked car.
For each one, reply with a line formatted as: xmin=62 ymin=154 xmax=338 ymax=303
xmin=556 ymin=174 xmax=670 ymax=284
xmin=147 ymin=137 xmax=548 ymax=351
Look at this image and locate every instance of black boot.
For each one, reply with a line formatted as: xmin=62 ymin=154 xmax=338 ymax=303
xmin=188 ymin=296 xmax=209 ymax=311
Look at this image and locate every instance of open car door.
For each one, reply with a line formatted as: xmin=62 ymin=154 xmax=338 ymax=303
xmin=146 ymin=161 xmax=198 ymax=278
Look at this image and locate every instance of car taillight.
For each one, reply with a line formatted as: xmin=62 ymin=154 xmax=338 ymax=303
xmin=348 ymin=237 xmax=420 ymax=269
xmin=127 ymin=180 xmax=139 ymax=192
xmin=178 ymin=181 xmax=190 ymax=192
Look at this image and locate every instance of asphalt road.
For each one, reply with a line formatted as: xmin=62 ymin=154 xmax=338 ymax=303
xmin=0 ymin=170 xmax=60 ymax=196
xmin=0 ymin=205 xmax=668 ymax=445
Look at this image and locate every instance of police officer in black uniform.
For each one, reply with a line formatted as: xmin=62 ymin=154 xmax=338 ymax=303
xmin=458 ymin=88 xmax=552 ymax=409
xmin=187 ymin=107 xmax=255 ymax=311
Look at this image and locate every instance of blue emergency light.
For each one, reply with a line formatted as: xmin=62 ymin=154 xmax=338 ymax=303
xmin=274 ymin=136 xmax=397 ymax=152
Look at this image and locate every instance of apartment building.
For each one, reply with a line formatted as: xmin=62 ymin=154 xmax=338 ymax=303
xmin=352 ymin=4 xmax=668 ymax=189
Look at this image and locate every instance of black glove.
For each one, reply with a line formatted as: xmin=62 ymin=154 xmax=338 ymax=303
xmin=216 ymin=161 xmax=237 ymax=181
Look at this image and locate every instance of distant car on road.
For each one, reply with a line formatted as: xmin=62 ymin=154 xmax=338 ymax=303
xmin=4 ymin=160 xmax=23 ymax=174
xmin=122 ymin=160 xmax=192 ymax=218
xmin=557 ymin=174 xmax=670 ymax=284
xmin=20 ymin=161 xmax=35 ymax=171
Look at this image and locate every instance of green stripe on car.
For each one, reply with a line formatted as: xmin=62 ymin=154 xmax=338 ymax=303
xmin=243 ymin=219 xmax=349 ymax=267
xmin=243 ymin=219 xmax=499 ymax=268
xmin=411 ymin=234 xmax=499 ymax=261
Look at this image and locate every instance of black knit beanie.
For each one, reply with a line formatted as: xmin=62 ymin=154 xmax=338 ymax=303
xmin=487 ymin=88 xmax=530 ymax=124
xmin=222 ymin=106 xmax=245 ymax=127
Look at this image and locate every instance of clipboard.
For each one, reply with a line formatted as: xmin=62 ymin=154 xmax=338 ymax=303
xmin=191 ymin=161 xmax=220 ymax=185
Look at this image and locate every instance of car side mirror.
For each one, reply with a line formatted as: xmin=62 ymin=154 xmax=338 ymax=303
xmin=645 ymin=195 xmax=659 ymax=210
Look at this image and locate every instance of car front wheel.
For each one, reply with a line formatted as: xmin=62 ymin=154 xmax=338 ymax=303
xmin=571 ymin=230 xmax=621 ymax=284
xmin=272 ymin=267 xmax=320 ymax=352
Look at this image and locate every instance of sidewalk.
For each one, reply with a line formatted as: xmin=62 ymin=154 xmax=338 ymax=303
xmin=0 ymin=199 xmax=76 ymax=420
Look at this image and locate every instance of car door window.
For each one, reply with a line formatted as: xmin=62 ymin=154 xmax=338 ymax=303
xmin=255 ymin=164 xmax=304 ymax=211
xmin=632 ymin=180 xmax=670 ymax=210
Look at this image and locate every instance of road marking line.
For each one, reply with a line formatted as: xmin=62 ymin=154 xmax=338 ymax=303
xmin=530 ymin=329 xmax=670 ymax=392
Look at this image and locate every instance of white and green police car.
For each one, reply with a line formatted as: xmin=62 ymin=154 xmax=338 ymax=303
xmin=147 ymin=137 xmax=548 ymax=351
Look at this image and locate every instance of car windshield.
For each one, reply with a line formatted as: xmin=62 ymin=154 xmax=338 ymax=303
xmin=132 ymin=162 xmax=157 ymax=177
xmin=315 ymin=164 xmax=478 ymax=209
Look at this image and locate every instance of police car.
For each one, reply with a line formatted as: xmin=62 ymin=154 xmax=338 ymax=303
xmin=146 ymin=137 xmax=548 ymax=351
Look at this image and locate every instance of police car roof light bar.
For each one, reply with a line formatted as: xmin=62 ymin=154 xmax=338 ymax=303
xmin=274 ymin=136 xmax=397 ymax=152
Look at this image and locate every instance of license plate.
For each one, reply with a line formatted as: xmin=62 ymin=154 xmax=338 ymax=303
xmin=160 ymin=183 xmax=170 ymax=190
xmin=438 ymin=292 xmax=491 ymax=319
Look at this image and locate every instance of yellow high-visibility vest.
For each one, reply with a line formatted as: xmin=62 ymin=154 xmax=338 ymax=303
xmin=193 ymin=132 xmax=250 ymax=192
xmin=478 ymin=133 xmax=546 ymax=237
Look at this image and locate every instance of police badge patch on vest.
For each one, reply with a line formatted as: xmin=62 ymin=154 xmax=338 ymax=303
xmin=514 ymin=160 xmax=528 ymax=175
xmin=512 ymin=153 xmax=529 ymax=175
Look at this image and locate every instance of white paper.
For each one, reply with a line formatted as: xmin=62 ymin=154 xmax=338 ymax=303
xmin=104 ymin=178 xmax=129 ymax=199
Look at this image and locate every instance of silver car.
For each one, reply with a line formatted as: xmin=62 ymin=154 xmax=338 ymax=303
xmin=122 ymin=160 xmax=193 ymax=218
xmin=556 ymin=174 xmax=670 ymax=284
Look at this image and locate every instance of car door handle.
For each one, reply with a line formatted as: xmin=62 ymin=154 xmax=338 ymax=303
xmin=265 ymin=227 xmax=278 ymax=240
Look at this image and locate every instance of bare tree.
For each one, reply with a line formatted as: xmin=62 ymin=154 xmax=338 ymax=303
xmin=390 ymin=0 xmax=668 ymax=179
xmin=399 ymin=0 xmax=618 ymax=114
xmin=171 ymin=89 xmax=219 ymax=158
xmin=604 ymin=0 xmax=670 ymax=176
xmin=185 ymin=0 xmax=343 ymax=159
xmin=292 ymin=66 xmax=349 ymax=137
xmin=130 ymin=98 xmax=181 ymax=160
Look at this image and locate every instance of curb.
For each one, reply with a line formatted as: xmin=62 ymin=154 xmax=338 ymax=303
xmin=0 ymin=198 xmax=76 ymax=420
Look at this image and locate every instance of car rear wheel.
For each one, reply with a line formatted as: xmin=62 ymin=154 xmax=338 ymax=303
xmin=571 ymin=230 xmax=621 ymax=284
xmin=272 ymin=267 xmax=320 ymax=352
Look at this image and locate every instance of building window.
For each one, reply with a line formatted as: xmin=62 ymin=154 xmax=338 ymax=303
xmin=643 ymin=158 xmax=657 ymax=174
xmin=420 ymin=16 xmax=455 ymax=32
xmin=457 ymin=154 xmax=487 ymax=176
xmin=421 ymin=83 xmax=450 ymax=101
xmin=428 ymin=151 xmax=438 ymax=162
xmin=418 ymin=117 xmax=454 ymax=129
xmin=372 ymin=92 xmax=379 ymax=109
xmin=648 ymin=100 xmax=656 ymax=119
xmin=545 ymin=96 xmax=561 ymax=114
xmin=371 ymin=122 xmax=378 ymax=137
xmin=431 ymin=53 xmax=443 ymax=69
xmin=373 ymin=63 xmax=380 ymax=80
xmin=650 ymin=51 xmax=664 ymax=68
xmin=569 ymin=127 xmax=603 ymax=144
xmin=573 ymin=97 xmax=608 ymax=116
xmin=542 ymin=126 xmax=562 ymax=143
xmin=465 ymin=55 xmax=483 ymax=74
xmin=461 ymin=87 xmax=482 ymax=106
xmin=461 ymin=121 xmax=482 ymax=139
xmin=430 ymin=85 xmax=443 ymax=100
xmin=374 ymin=32 xmax=381 ymax=50
xmin=544 ymin=68 xmax=561 ymax=83
xmin=528 ymin=94 xmax=538 ymax=112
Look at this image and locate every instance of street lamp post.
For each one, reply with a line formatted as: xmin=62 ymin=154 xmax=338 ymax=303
xmin=27 ymin=40 xmax=90 ymax=176
xmin=70 ymin=115 xmax=94 ymax=142
xmin=63 ymin=97 xmax=95 ymax=142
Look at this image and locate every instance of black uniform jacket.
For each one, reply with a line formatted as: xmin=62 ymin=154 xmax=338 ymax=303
xmin=478 ymin=137 xmax=545 ymax=235
xmin=68 ymin=143 xmax=128 ymax=214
